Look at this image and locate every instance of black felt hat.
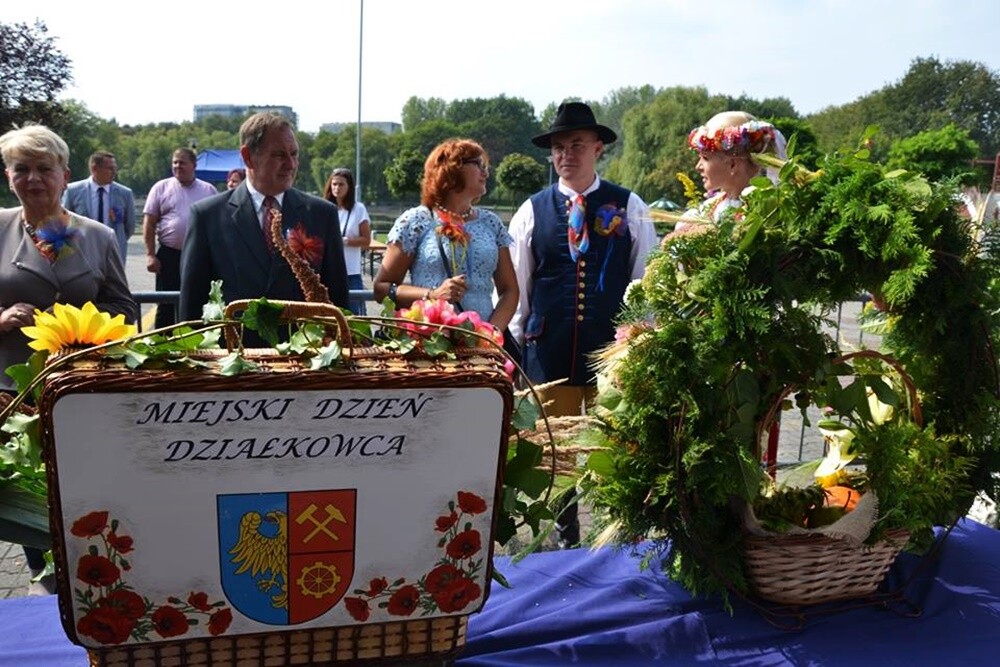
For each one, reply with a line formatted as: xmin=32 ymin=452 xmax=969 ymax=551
xmin=531 ymin=102 xmax=617 ymax=148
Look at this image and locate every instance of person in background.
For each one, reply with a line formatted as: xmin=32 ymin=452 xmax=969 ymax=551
xmin=226 ymin=167 xmax=246 ymax=191
xmin=323 ymin=167 xmax=371 ymax=315
xmin=179 ymin=112 xmax=349 ymax=342
xmin=508 ymin=102 xmax=657 ymax=418
xmin=373 ymin=139 xmax=518 ymax=334
xmin=508 ymin=102 xmax=656 ymax=549
xmin=63 ymin=151 xmax=136 ymax=264
xmin=669 ymin=110 xmax=785 ymax=237
xmin=0 ymin=124 xmax=136 ymax=595
xmin=142 ymin=148 xmax=217 ymax=329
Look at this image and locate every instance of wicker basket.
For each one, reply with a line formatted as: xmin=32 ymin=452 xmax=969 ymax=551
xmin=37 ymin=302 xmax=511 ymax=667
xmin=87 ymin=616 xmax=467 ymax=667
xmin=744 ymin=350 xmax=917 ymax=606
xmin=743 ymin=528 xmax=911 ymax=605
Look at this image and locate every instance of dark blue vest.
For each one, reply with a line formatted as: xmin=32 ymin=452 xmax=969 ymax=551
xmin=523 ymin=182 xmax=633 ymax=385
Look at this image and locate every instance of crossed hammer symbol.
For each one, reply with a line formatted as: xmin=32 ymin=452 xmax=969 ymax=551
xmin=295 ymin=503 xmax=347 ymax=543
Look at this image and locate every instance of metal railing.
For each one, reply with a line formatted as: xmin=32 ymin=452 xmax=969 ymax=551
xmin=132 ymin=290 xmax=376 ymax=332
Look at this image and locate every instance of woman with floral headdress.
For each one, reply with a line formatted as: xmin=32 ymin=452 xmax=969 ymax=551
xmin=669 ymin=111 xmax=786 ymax=238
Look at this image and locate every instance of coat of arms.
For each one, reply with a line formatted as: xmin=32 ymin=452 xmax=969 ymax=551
xmin=217 ymin=489 xmax=356 ymax=624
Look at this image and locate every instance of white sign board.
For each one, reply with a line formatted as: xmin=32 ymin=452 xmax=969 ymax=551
xmin=48 ymin=387 xmax=507 ymax=648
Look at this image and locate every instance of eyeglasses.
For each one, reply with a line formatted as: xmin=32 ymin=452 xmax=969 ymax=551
xmin=462 ymin=158 xmax=489 ymax=173
xmin=550 ymin=142 xmax=593 ymax=157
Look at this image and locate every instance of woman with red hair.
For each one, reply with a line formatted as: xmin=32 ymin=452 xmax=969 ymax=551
xmin=374 ymin=139 xmax=518 ymax=333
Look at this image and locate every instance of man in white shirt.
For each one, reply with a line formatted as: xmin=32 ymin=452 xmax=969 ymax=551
xmin=508 ymin=102 xmax=656 ymax=418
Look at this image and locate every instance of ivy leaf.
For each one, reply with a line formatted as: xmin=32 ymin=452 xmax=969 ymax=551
xmin=421 ymin=333 xmax=454 ymax=358
xmin=241 ymin=299 xmax=285 ymax=347
xmin=309 ymin=341 xmax=342 ymax=370
xmin=201 ymin=279 xmax=226 ymax=321
xmin=586 ymin=450 xmax=616 ymax=476
xmin=217 ymin=352 xmax=260 ymax=376
xmin=285 ymin=323 xmax=327 ymax=355
xmin=512 ymin=396 xmax=541 ymax=431
xmin=5 ymin=350 xmax=48 ymax=397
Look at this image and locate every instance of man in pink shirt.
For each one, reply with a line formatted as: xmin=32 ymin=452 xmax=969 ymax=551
xmin=142 ymin=147 xmax=218 ymax=329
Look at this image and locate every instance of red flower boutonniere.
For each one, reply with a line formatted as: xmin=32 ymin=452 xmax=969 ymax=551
xmin=435 ymin=210 xmax=470 ymax=245
xmin=287 ymin=223 xmax=324 ymax=267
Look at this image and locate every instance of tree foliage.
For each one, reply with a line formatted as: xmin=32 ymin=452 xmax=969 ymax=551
xmin=887 ymin=124 xmax=980 ymax=185
xmin=0 ymin=20 xmax=72 ymax=132
xmin=384 ymin=148 xmax=425 ymax=201
xmin=495 ymin=153 xmax=546 ymax=207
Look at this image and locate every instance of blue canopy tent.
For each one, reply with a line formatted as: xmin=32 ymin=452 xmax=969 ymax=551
xmin=194 ymin=149 xmax=244 ymax=183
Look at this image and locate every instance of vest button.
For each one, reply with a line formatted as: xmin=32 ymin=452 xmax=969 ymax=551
xmin=578 ymin=303 xmax=585 ymax=310
xmin=578 ymin=292 xmax=586 ymax=300
xmin=579 ymin=271 xmax=587 ymax=278
xmin=579 ymin=260 xmax=587 ymax=268
xmin=578 ymin=282 xmax=585 ymax=289
xmin=577 ymin=314 xmax=584 ymax=321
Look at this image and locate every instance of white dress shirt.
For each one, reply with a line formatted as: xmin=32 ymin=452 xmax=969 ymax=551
xmin=506 ymin=175 xmax=657 ymax=343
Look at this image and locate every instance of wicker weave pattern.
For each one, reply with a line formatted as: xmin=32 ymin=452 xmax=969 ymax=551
xmin=744 ymin=528 xmax=911 ymax=605
xmin=88 ymin=616 xmax=467 ymax=666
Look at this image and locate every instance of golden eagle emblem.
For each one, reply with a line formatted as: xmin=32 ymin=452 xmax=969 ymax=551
xmin=229 ymin=510 xmax=288 ymax=609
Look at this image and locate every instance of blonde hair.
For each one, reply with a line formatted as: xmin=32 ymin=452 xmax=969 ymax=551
xmin=0 ymin=124 xmax=70 ymax=169
xmin=688 ymin=111 xmax=779 ymax=156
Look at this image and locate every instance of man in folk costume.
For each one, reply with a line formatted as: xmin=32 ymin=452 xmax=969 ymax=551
xmin=509 ymin=102 xmax=657 ymax=418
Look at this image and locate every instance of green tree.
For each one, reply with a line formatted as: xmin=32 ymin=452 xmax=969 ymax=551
xmin=887 ymin=124 xmax=979 ymax=185
xmin=495 ymin=153 xmax=546 ymax=207
xmin=0 ymin=20 xmax=72 ymax=132
xmin=881 ymin=57 xmax=1000 ymax=156
xmin=401 ymin=96 xmax=447 ymax=131
xmin=384 ymin=148 xmax=425 ymax=201
xmin=769 ymin=116 xmax=821 ymax=169
xmin=399 ymin=118 xmax=461 ymax=157
xmin=607 ymin=86 xmax=727 ymax=202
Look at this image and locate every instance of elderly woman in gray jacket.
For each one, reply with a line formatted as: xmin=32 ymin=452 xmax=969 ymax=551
xmin=0 ymin=125 xmax=136 ymax=393
xmin=0 ymin=124 xmax=136 ymax=592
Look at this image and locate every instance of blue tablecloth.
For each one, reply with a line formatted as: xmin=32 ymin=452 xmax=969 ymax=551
xmin=2 ymin=519 xmax=998 ymax=666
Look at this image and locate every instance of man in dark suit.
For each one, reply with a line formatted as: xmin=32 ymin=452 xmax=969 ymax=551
xmin=179 ymin=112 xmax=349 ymax=339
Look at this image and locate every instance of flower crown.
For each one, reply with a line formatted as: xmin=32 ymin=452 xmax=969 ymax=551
xmin=687 ymin=120 xmax=777 ymax=155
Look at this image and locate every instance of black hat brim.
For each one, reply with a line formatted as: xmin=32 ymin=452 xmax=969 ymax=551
xmin=532 ymin=124 xmax=617 ymax=149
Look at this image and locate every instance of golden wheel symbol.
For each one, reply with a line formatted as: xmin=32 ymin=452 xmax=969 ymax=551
xmin=297 ymin=561 xmax=340 ymax=599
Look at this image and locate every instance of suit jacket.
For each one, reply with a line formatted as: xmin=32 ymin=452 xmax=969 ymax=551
xmin=0 ymin=209 xmax=137 ymax=391
xmin=63 ymin=179 xmax=137 ymax=262
xmin=179 ymin=184 xmax=350 ymax=338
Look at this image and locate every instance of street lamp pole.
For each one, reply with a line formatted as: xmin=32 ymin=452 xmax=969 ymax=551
xmin=355 ymin=0 xmax=364 ymax=199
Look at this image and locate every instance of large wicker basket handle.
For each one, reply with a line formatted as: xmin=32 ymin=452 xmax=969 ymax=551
xmin=754 ymin=349 xmax=923 ymax=463
xmin=222 ymin=300 xmax=353 ymax=354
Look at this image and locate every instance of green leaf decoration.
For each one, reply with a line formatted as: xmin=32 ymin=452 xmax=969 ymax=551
xmin=512 ymin=396 xmax=541 ymax=431
xmin=241 ymin=299 xmax=285 ymax=346
xmin=309 ymin=341 xmax=342 ymax=370
xmin=421 ymin=332 xmax=454 ymax=358
xmin=201 ymin=279 xmax=226 ymax=321
xmin=217 ymin=352 xmax=260 ymax=376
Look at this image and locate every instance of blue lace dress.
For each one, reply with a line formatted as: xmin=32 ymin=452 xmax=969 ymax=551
xmin=386 ymin=206 xmax=513 ymax=320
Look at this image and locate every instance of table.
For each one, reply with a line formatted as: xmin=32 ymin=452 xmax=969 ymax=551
xmin=2 ymin=519 xmax=997 ymax=666
xmin=365 ymin=240 xmax=387 ymax=279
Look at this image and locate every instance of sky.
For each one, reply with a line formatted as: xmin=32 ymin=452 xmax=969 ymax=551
xmin=5 ymin=0 xmax=999 ymax=133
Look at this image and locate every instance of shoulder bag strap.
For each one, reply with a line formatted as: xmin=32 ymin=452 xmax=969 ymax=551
xmin=428 ymin=206 xmax=463 ymax=312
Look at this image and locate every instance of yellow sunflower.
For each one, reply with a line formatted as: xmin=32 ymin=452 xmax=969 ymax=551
xmin=21 ymin=302 xmax=137 ymax=354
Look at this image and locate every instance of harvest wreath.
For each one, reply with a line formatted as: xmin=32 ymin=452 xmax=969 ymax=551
xmin=578 ymin=130 xmax=1000 ymax=606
